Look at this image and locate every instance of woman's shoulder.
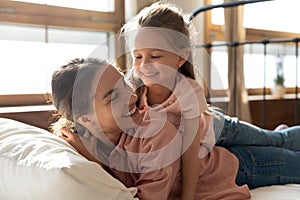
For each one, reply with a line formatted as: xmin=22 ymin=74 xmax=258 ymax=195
xmin=138 ymin=110 xmax=178 ymax=139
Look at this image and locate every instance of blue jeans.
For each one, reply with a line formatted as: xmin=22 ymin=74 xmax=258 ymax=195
xmin=210 ymin=108 xmax=300 ymax=150
xmin=228 ymin=146 xmax=300 ymax=189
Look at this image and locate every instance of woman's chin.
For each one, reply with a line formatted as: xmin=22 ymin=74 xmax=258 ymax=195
xmin=130 ymin=109 xmax=143 ymax=125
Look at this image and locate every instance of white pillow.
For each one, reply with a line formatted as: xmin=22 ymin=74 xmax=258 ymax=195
xmin=0 ymin=118 xmax=137 ymax=200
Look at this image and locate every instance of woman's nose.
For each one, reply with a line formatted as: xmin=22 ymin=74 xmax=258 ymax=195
xmin=120 ymin=81 xmax=137 ymax=105
xmin=128 ymin=92 xmax=137 ymax=105
xmin=120 ymin=91 xmax=137 ymax=110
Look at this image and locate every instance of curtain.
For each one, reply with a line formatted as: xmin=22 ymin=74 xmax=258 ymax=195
xmin=224 ymin=0 xmax=252 ymax=122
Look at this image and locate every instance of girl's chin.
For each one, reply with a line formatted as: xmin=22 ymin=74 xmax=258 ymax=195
xmin=141 ymin=76 xmax=159 ymax=85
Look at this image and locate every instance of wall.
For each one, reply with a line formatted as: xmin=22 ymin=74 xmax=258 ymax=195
xmin=250 ymin=98 xmax=300 ymax=129
xmin=0 ymin=110 xmax=53 ymax=131
xmin=126 ymin=0 xmax=204 ymax=21
xmin=1 ymin=99 xmax=297 ymax=132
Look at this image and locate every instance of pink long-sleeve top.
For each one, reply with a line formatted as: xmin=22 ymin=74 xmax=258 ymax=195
xmin=109 ymin=75 xmax=250 ymax=200
xmin=108 ymin=110 xmax=250 ymax=200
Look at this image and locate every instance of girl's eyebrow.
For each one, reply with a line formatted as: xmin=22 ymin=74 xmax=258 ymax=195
xmin=103 ymin=88 xmax=116 ymax=100
xmin=133 ymin=49 xmax=163 ymax=52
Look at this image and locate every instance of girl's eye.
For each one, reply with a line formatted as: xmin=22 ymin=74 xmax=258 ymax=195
xmin=151 ymin=55 xmax=162 ymax=59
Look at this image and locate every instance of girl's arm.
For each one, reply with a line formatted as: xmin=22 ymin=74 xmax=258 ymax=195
xmin=181 ymin=117 xmax=202 ymax=200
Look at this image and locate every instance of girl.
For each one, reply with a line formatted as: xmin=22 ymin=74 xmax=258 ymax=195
xmin=120 ymin=2 xmax=300 ymax=199
xmin=52 ymin=57 xmax=300 ymax=200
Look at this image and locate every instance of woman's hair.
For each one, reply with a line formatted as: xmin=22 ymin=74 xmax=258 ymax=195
xmin=50 ymin=57 xmax=108 ymax=135
xmin=121 ymin=2 xmax=195 ymax=79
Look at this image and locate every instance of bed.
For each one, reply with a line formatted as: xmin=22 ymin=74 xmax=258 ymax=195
xmin=1 ymin=1 xmax=300 ymax=199
xmin=1 ymin=117 xmax=300 ymax=199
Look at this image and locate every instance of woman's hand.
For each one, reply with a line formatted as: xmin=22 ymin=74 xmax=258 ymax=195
xmin=58 ymin=128 xmax=105 ymax=168
xmin=59 ymin=128 xmax=87 ymax=155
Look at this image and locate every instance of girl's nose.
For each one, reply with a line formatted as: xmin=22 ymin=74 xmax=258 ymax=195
xmin=140 ymin=57 xmax=152 ymax=69
xmin=140 ymin=63 xmax=153 ymax=73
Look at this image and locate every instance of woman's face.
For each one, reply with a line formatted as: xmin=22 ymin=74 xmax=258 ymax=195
xmin=92 ymin=65 xmax=143 ymax=136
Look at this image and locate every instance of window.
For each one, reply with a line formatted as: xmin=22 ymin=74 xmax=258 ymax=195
xmin=208 ymin=0 xmax=300 ymax=93
xmin=210 ymin=43 xmax=300 ymax=90
xmin=0 ymin=24 xmax=108 ymax=95
xmin=212 ymin=0 xmax=300 ymax=33
xmin=0 ymin=0 xmax=124 ymax=106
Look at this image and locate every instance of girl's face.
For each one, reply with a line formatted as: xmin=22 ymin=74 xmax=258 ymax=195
xmin=132 ymin=29 xmax=186 ymax=88
xmin=133 ymin=48 xmax=185 ymax=88
xmin=91 ymin=65 xmax=143 ymax=136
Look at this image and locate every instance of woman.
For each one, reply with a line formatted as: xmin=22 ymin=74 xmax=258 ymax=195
xmin=51 ymin=58 xmax=251 ymax=199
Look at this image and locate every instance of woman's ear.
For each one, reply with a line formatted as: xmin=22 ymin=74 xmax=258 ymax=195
xmin=77 ymin=114 xmax=93 ymax=128
xmin=178 ymin=48 xmax=190 ymax=68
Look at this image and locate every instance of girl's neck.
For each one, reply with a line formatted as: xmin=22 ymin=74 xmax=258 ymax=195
xmin=146 ymin=84 xmax=172 ymax=106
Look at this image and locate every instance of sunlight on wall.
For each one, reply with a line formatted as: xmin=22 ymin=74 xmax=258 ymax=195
xmin=12 ymin=0 xmax=114 ymax=12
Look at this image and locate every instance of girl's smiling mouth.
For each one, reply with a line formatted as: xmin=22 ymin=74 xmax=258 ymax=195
xmin=140 ymin=71 xmax=159 ymax=78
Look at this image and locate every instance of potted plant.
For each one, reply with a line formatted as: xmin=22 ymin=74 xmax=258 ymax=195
xmin=271 ymin=55 xmax=286 ymax=98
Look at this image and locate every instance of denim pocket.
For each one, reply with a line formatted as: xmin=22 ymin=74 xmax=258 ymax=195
xmin=244 ymin=146 xmax=285 ymax=167
xmin=229 ymin=146 xmax=300 ymax=188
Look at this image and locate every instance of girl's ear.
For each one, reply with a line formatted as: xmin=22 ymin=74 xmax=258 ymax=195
xmin=178 ymin=48 xmax=190 ymax=68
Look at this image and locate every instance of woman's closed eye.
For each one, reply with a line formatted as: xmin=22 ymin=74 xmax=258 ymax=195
xmin=109 ymin=91 xmax=118 ymax=103
xmin=102 ymin=88 xmax=119 ymax=104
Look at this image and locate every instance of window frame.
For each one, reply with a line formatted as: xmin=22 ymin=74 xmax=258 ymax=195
xmin=0 ymin=0 xmax=125 ymax=106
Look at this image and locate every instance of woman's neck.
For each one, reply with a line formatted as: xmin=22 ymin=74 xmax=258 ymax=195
xmin=105 ymin=132 xmax=122 ymax=146
xmin=146 ymin=84 xmax=172 ymax=106
xmin=91 ymin=128 xmax=121 ymax=147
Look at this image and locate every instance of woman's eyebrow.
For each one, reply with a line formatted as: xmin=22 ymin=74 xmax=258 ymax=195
xmin=103 ymin=88 xmax=116 ymax=99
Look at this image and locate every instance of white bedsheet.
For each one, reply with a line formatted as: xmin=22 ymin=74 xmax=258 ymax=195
xmin=1 ymin=117 xmax=300 ymax=200
xmin=251 ymin=184 xmax=300 ymax=200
